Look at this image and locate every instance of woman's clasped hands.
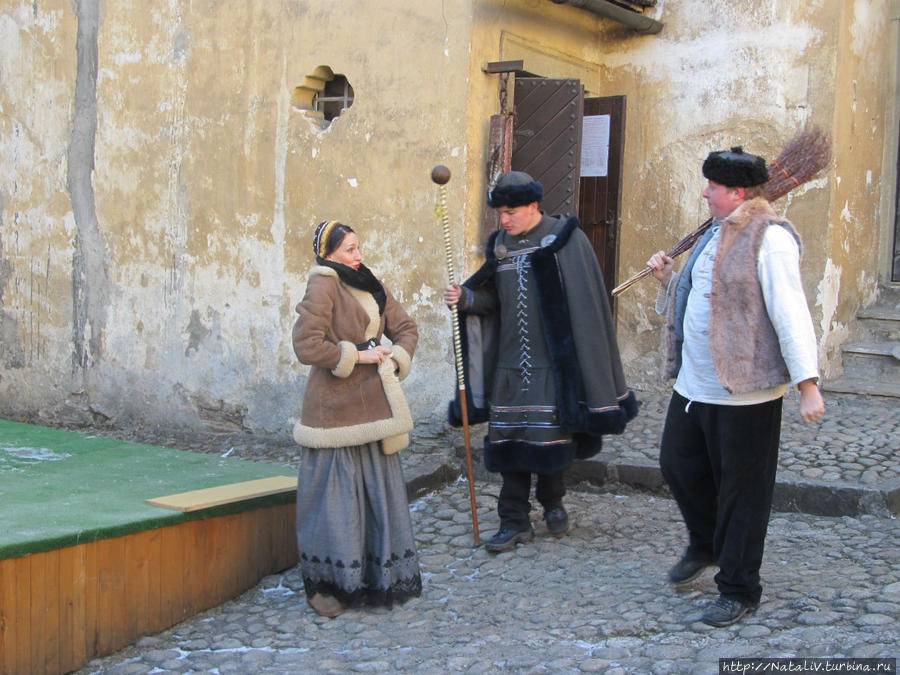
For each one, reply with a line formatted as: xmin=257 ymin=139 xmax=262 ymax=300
xmin=358 ymin=345 xmax=393 ymax=365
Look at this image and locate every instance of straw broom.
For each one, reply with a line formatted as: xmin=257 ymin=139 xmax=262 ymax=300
xmin=611 ymin=127 xmax=831 ymax=296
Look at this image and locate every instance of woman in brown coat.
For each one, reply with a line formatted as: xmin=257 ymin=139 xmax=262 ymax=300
xmin=291 ymin=220 xmax=421 ymax=617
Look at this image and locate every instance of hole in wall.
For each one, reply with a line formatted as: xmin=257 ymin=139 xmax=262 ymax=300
xmin=292 ymin=65 xmax=354 ymax=129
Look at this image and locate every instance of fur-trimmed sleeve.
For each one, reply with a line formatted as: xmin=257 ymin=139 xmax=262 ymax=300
xmin=292 ymin=274 xmax=356 ymax=377
xmin=330 ymin=341 xmax=358 ymax=378
xmin=390 ymin=344 xmax=413 ymax=381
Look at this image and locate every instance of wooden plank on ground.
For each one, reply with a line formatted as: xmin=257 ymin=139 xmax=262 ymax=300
xmin=83 ymin=541 xmax=99 ymax=662
xmin=0 ymin=557 xmax=17 ymax=674
xmin=159 ymin=524 xmax=184 ymax=628
xmin=44 ymin=551 xmax=60 ymax=675
xmin=96 ymin=537 xmax=126 ymax=656
xmin=15 ymin=556 xmax=30 ymax=673
xmin=145 ymin=475 xmax=297 ymax=512
xmin=145 ymin=528 xmax=164 ymax=634
xmin=58 ymin=545 xmax=87 ymax=674
xmin=29 ymin=553 xmax=46 ymax=674
xmin=181 ymin=521 xmax=201 ymax=618
xmin=2 ymin=493 xmax=300 ymax=674
xmin=124 ymin=533 xmax=150 ymax=644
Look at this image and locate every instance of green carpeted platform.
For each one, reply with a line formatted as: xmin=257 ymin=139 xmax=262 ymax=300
xmin=0 ymin=419 xmax=296 ymax=561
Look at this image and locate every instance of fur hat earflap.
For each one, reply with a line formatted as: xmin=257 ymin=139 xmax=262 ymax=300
xmin=487 ymin=171 xmax=544 ymax=208
xmin=702 ymin=147 xmax=769 ymax=187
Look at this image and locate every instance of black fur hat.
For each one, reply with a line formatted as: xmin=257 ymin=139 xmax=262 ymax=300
xmin=702 ymin=147 xmax=769 ymax=187
xmin=487 ymin=171 xmax=544 ymax=208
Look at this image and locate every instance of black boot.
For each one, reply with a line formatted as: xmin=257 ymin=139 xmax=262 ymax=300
xmin=544 ymin=505 xmax=569 ymax=536
xmin=667 ymin=549 xmax=715 ymax=585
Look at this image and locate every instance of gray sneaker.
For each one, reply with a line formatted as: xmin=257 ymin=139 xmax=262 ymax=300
xmin=700 ymin=595 xmax=758 ymax=627
xmin=484 ymin=526 xmax=535 ymax=552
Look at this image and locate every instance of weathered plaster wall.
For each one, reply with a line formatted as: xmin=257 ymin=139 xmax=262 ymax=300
xmin=818 ymin=0 xmax=894 ymax=376
xmin=1 ymin=0 xmax=894 ymax=438
xmin=1 ymin=0 xmax=472 ymax=435
xmin=280 ymin=2 xmax=473 ymax=436
xmin=590 ymin=0 xmax=844 ymax=388
xmin=0 ymin=1 xmax=78 ymax=415
xmin=465 ymin=0 xmax=893 ymax=390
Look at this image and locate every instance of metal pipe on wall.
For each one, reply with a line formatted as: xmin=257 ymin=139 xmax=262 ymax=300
xmin=549 ymin=0 xmax=664 ymax=34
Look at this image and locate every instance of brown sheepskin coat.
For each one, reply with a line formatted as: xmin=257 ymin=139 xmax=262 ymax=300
xmin=292 ymin=265 xmax=417 ymax=453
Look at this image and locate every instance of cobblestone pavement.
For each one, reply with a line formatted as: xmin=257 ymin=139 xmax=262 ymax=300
xmin=67 ymin=389 xmax=898 ymax=673
xmin=604 ymin=390 xmax=900 ymax=487
xmin=77 ymin=484 xmax=898 ymax=674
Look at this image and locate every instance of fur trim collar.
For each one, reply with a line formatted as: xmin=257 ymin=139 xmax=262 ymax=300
xmin=723 ymin=197 xmax=776 ymax=227
xmin=310 ymin=264 xmax=338 ymax=278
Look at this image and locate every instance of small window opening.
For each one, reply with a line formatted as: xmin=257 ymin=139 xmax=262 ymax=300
xmin=315 ymin=75 xmax=354 ymax=122
xmin=292 ymin=66 xmax=354 ymax=129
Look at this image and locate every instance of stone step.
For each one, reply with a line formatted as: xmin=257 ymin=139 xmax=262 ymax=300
xmin=822 ymin=376 xmax=900 ymax=398
xmin=826 ymin=287 xmax=900 ymax=398
xmin=858 ymin=305 xmax=900 ymax=320
xmin=857 ymin=305 xmax=900 ymax=341
xmin=843 ymin=341 xmax=900 ymax=356
xmin=874 ymin=282 xmax=900 ymax=304
xmin=839 ymin=341 xmax=900 ymax=380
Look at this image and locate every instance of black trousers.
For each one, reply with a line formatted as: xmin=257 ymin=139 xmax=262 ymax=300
xmin=498 ymin=470 xmax=566 ymax=530
xmin=659 ymin=391 xmax=782 ymax=604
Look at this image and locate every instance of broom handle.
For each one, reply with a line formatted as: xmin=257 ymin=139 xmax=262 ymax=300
xmin=612 ymin=128 xmax=830 ymax=298
xmin=611 ymin=218 xmax=714 ymax=296
xmin=611 ymin=266 xmax=654 ymax=296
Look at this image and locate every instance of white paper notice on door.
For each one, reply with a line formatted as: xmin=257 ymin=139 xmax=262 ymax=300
xmin=581 ymin=114 xmax=610 ymax=178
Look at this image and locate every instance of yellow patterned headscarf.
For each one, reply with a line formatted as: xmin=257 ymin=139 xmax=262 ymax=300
xmin=312 ymin=220 xmax=341 ymax=258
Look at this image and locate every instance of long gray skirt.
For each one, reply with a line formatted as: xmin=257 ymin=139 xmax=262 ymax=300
xmin=296 ymin=441 xmax=422 ymax=608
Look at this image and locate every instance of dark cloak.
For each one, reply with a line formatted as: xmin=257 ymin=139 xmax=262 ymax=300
xmin=448 ymin=215 xmax=639 ymax=474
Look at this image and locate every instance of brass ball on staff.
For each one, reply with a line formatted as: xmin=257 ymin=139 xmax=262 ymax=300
xmin=431 ymin=164 xmax=451 ymax=185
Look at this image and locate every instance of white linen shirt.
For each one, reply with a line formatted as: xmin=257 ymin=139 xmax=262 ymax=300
xmin=665 ymin=223 xmax=820 ymax=406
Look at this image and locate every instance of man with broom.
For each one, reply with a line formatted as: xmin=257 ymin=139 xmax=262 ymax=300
xmin=646 ymin=146 xmax=826 ymax=627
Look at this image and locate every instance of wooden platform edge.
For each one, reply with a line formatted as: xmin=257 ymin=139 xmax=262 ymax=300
xmin=146 ymin=475 xmax=298 ymax=512
xmin=0 ymin=502 xmax=298 ymax=675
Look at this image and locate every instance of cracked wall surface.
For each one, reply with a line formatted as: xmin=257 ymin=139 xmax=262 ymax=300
xmin=0 ymin=0 xmax=472 ymax=434
xmin=0 ymin=0 xmax=894 ymax=435
xmin=68 ymin=0 xmax=109 ymax=376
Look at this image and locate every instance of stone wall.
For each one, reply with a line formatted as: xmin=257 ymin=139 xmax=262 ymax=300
xmin=1 ymin=0 xmax=896 ymax=436
xmin=0 ymin=0 xmax=471 ymax=435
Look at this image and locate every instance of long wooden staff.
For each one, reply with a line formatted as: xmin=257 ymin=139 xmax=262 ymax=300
xmin=432 ymin=164 xmax=480 ymax=546
xmin=612 ymin=127 xmax=831 ymax=296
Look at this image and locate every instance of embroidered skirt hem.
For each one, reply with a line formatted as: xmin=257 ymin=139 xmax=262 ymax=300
xmin=296 ymin=441 xmax=422 ymax=609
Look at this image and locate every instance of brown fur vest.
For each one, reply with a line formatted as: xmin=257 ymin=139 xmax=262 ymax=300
xmin=665 ymin=197 xmax=802 ymax=394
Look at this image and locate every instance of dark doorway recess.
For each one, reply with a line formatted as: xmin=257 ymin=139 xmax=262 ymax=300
xmin=579 ymin=95 xmax=626 ymax=313
xmin=511 ymin=77 xmax=626 ymax=311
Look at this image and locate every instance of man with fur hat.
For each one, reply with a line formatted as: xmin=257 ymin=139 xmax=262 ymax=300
xmin=647 ymin=147 xmax=825 ymax=626
xmin=445 ymin=171 xmax=638 ymax=552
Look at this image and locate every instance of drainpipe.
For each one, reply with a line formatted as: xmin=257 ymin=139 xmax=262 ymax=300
xmin=549 ymin=0 xmax=664 ymax=34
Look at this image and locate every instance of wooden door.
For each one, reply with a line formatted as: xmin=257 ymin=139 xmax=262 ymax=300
xmin=509 ymin=81 xmax=626 ymax=311
xmin=894 ymin=128 xmax=900 ymax=280
xmin=511 ymin=77 xmax=584 ymax=217
xmin=578 ymin=96 xmax=626 ymax=313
